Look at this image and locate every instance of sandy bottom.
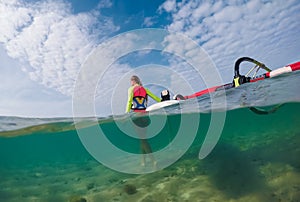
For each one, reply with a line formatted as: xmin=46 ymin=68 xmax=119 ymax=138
xmin=0 ymin=159 xmax=299 ymax=201
xmin=1 ymin=131 xmax=299 ymax=202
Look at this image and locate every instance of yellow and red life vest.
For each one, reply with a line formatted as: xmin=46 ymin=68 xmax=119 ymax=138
xmin=132 ymin=86 xmax=148 ymax=111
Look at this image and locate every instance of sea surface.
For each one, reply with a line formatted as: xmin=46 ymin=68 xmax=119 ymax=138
xmin=0 ymin=71 xmax=300 ymax=202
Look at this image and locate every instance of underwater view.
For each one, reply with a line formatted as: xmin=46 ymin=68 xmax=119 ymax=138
xmin=0 ymin=71 xmax=299 ymax=202
xmin=1 ymin=0 xmax=300 ymax=201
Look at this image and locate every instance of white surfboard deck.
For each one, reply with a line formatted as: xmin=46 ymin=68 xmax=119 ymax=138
xmin=146 ymin=100 xmax=180 ymax=112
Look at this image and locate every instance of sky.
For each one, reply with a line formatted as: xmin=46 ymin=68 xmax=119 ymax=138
xmin=0 ymin=0 xmax=300 ymax=117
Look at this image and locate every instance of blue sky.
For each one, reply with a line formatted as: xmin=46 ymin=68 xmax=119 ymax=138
xmin=0 ymin=0 xmax=300 ymax=117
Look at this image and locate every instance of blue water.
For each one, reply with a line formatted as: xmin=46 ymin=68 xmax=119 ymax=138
xmin=0 ymin=71 xmax=299 ymax=201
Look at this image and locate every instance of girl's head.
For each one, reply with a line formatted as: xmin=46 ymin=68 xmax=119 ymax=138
xmin=130 ymin=75 xmax=142 ymax=86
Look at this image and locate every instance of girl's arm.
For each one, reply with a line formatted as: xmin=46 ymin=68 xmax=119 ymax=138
xmin=126 ymin=86 xmax=134 ymax=113
xmin=146 ymin=88 xmax=161 ymax=102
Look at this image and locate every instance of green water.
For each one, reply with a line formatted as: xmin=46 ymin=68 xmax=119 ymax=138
xmin=0 ymin=102 xmax=299 ymax=201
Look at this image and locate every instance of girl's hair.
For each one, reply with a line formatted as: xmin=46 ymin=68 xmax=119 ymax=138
xmin=131 ymin=75 xmax=142 ymax=86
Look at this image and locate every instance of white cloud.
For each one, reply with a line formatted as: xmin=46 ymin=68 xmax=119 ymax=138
xmin=161 ymin=0 xmax=300 ymax=82
xmin=214 ymin=5 xmax=242 ymax=22
xmin=0 ymin=46 xmax=72 ymax=117
xmin=0 ymin=0 xmax=119 ymax=96
xmin=143 ymin=17 xmax=155 ymax=27
xmin=159 ymin=0 xmax=177 ymax=13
